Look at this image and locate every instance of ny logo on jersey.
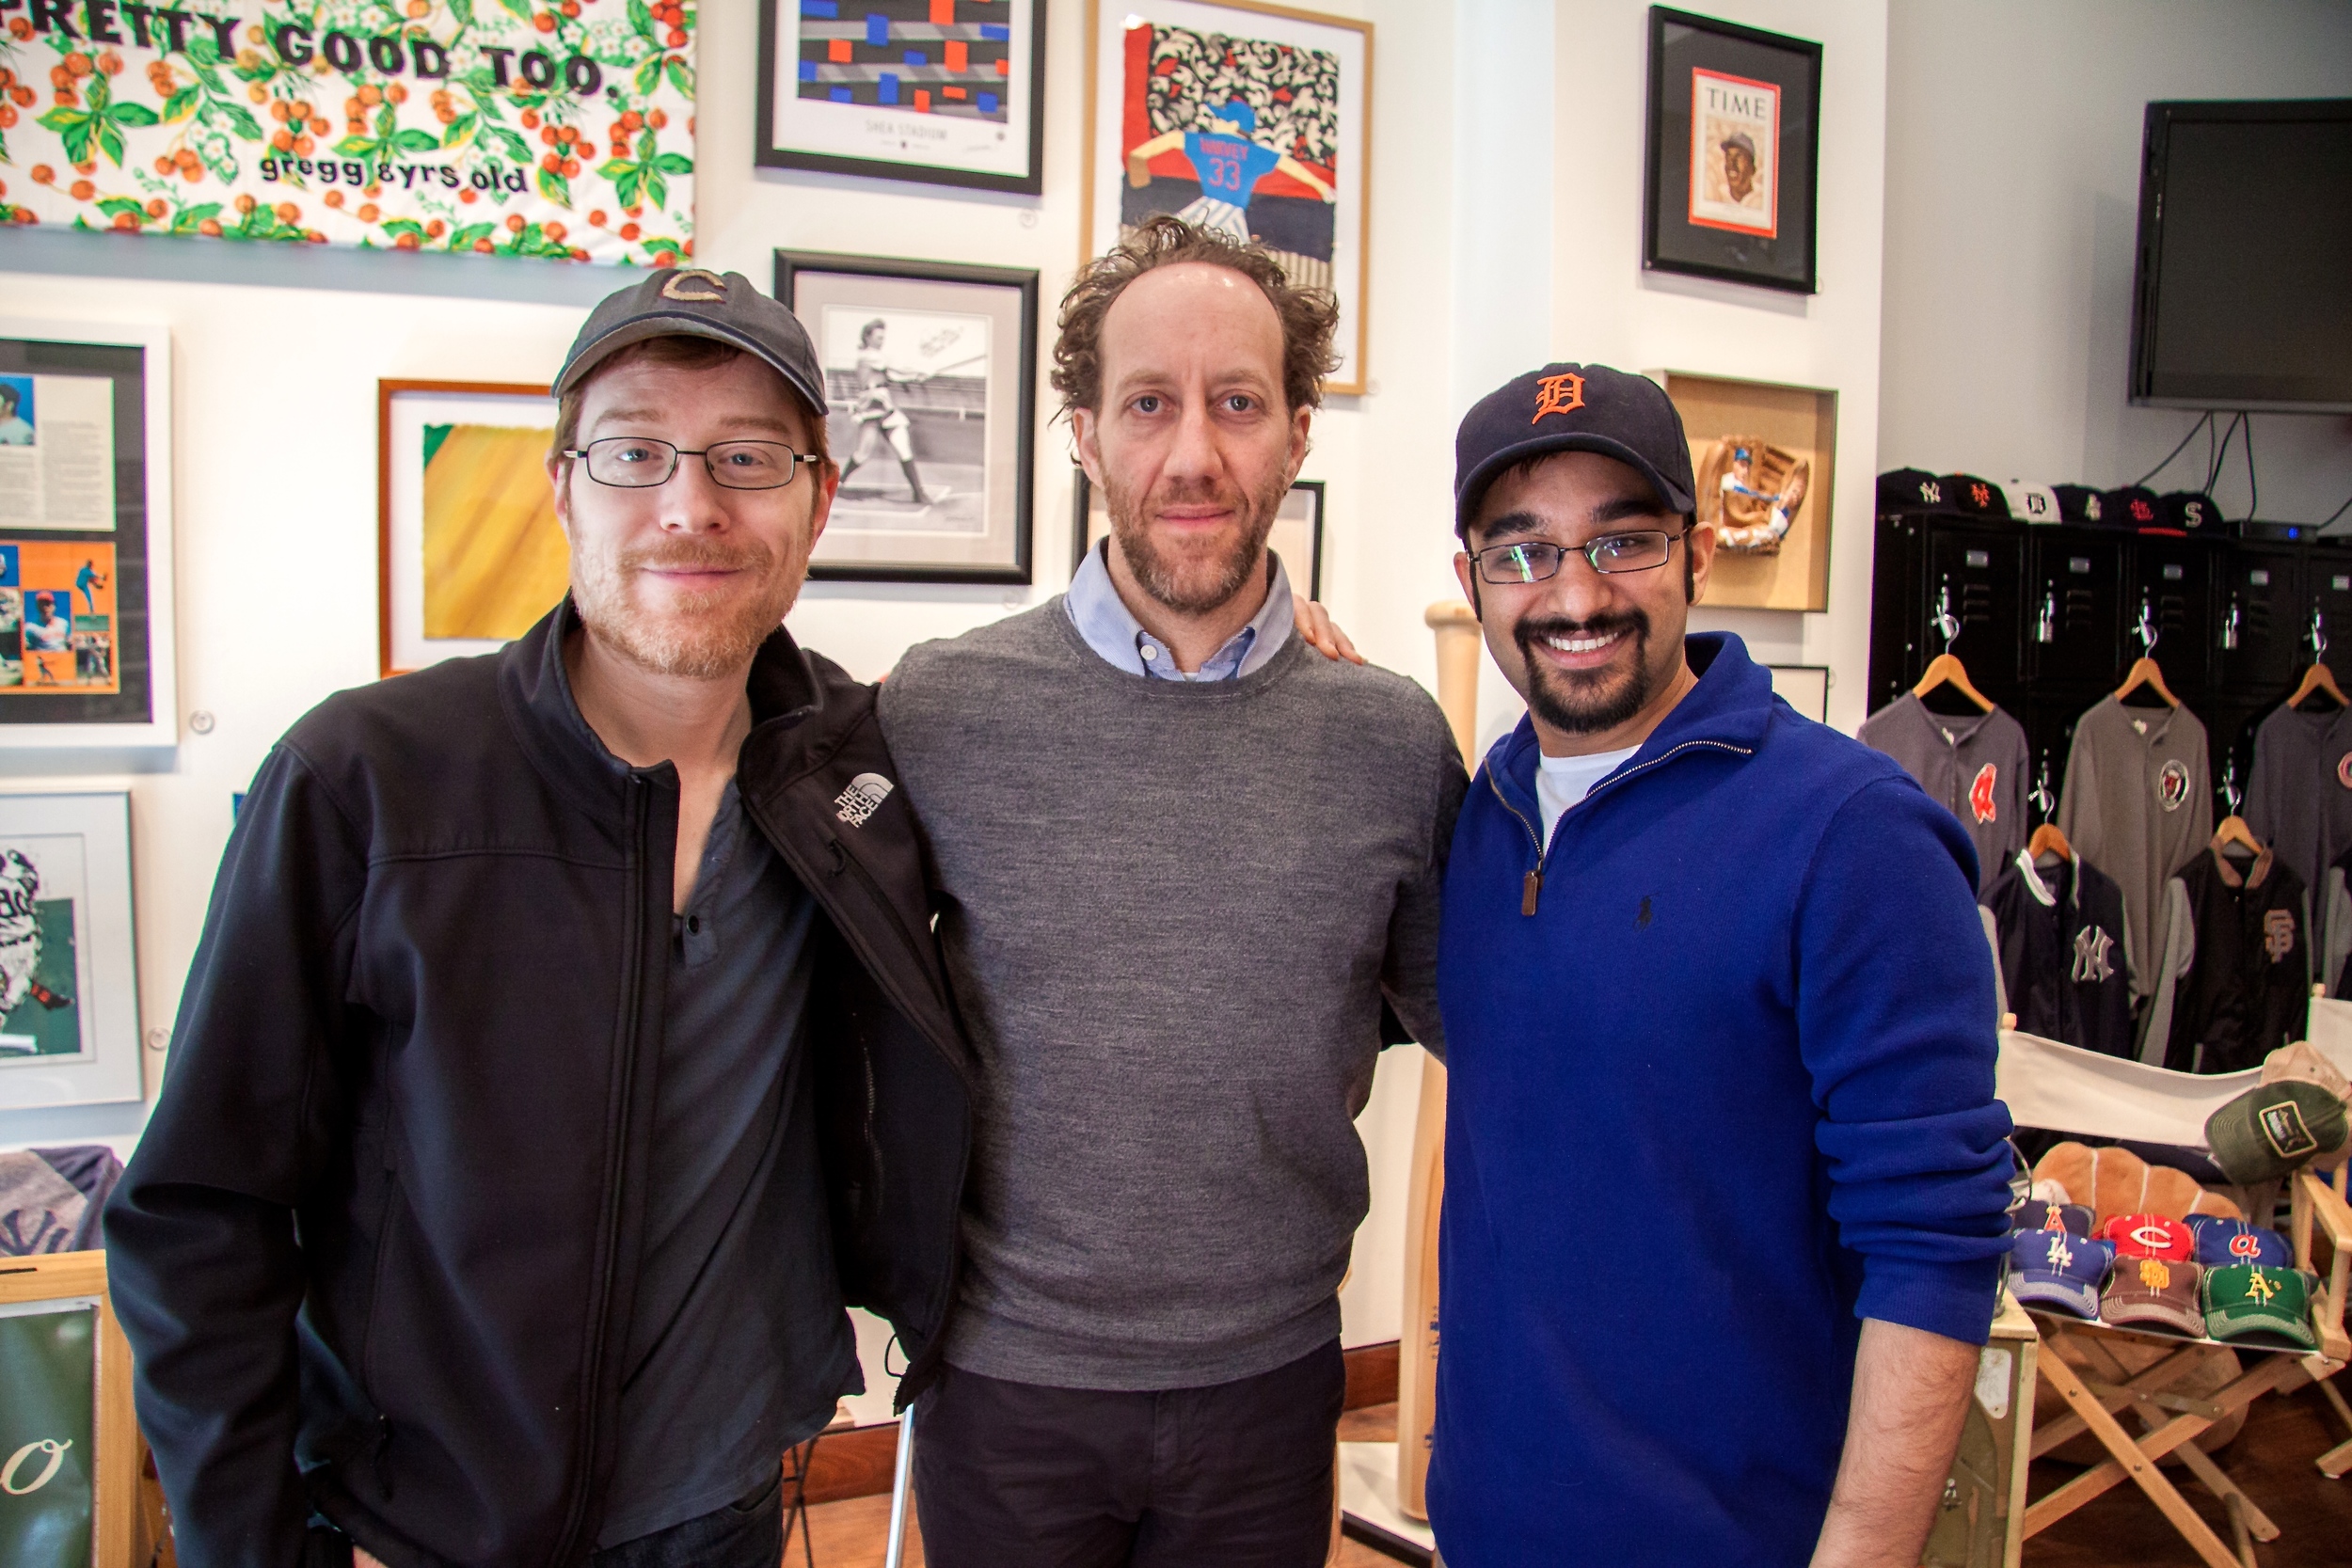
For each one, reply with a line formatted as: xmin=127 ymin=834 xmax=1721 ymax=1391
xmin=1529 ymin=373 xmax=1586 ymax=423
xmin=2264 ymin=908 xmax=2296 ymax=961
xmin=2072 ymin=925 xmax=2115 ymax=985
xmin=1969 ymin=764 xmax=1998 ymax=824
xmin=833 ymin=771 xmax=895 ymax=827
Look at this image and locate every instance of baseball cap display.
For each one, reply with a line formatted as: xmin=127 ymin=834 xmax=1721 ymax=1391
xmin=2101 ymin=1254 xmax=2204 ymax=1337
xmin=1877 ymin=467 xmax=1947 ymax=515
xmin=2205 ymin=1080 xmax=2351 ymax=1184
xmin=1937 ymin=474 xmax=2010 ymax=520
xmin=1454 ymin=365 xmax=1697 ymax=538
xmin=2012 ymin=1199 xmax=2092 ymax=1237
xmin=2201 ymin=1263 xmax=2317 ymax=1350
xmin=2010 ymin=1229 xmax=2111 ymax=1319
xmin=2009 ymin=482 xmax=2063 ymax=525
xmin=553 ymin=269 xmax=828 ymax=420
xmin=2158 ymin=490 xmax=2224 ymax=535
xmin=2185 ymin=1215 xmax=2291 ymax=1269
xmin=2260 ymin=1039 xmax=2351 ymax=1103
xmin=2098 ymin=485 xmax=2163 ymax=531
xmin=2099 ymin=1212 xmax=2193 ymax=1260
xmin=2053 ymin=483 xmax=2106 ymax=525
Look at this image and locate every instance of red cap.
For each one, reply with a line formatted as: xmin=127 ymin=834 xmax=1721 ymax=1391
xmin=2100 ymin=1212 xmax=2193 ymax=1260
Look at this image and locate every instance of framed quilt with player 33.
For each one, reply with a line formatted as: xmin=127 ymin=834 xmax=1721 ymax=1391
xmin=1642 ymin=8 xmax=1822 ymax=295
xmin=0 ymin=791 xmax=140 ymax=1111
xmin=777 ymin=250 xmax=1039 ymax=584
xmin=0 ymin=322 xmax=177 ymax=749
xmin=1072 ymin=469 xmax=1323 ymax=599
xmin=1081 ymin=0 xmax=1373 ymax=393
xmin=756 ymin=0 xmax=1048 ymax=194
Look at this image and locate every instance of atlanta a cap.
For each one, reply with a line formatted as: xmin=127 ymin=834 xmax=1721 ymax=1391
xmin=1454 ymin=364 xmax=1696 ymax=538
xmin=2010 ymin=1229 xmax=2110 ymax=1319
xmin=2205 ymin=1080 xmax=2350 ymax=1184
xmin=2201 ymin=1263 xmax=2317 ymax=1350
xmin=2101 ymin=1254 xmax=2203 ymax=1337
xmin=2186 ymin=1215 xmax=2292 ymax=1269
xmin=2099 ymin=1212 xmax=2193 ymax=1261
xmin=554 ymin=268 xmax=827 ymax=420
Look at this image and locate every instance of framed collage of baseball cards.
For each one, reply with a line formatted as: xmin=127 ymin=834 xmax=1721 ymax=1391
xmin=0 ymin=324 xmax=176 ymax=750
xmin=0 ymin=791 xmax=140 ymax=1111
xmin=1081 ymin=0 xmax=1374 ymax=393
xmin=777 ymin=251 xmax=1040 ymax=584
xmin=1642 ymin=8 xmax=1822 ymax=294
xmin=756 ymin=0 xmax=1049 ymax=194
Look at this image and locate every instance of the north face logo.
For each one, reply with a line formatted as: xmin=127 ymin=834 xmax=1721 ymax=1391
xmin=1969 ymin=764 xmax=1997 ymax=824
xmin=834 ymin=772 xmax=895 ymax=827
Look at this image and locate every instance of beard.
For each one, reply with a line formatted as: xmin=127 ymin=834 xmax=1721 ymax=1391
xmin=1104 ymin=466 xmax=1289 ymax=615
xmin=569 ymin=530 xmax=801 ymax=680
xmin=1514 ymin=608 xmax=1669 ymax=736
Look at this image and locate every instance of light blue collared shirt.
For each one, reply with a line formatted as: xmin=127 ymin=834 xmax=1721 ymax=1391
xmin=1063 ymin=539 xmax=1296 ymax=681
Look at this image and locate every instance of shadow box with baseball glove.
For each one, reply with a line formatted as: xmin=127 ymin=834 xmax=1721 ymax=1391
xmin=1654 ymin=369 xmax=1837 ymax=612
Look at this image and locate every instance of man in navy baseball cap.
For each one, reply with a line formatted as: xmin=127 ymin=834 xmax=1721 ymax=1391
xmin=1428 ymin=363 xmax=2013 ymax=1568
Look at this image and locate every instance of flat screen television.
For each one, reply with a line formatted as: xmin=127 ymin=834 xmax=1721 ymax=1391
xmin=2130 ymin=99 xmax=2352 ymax=411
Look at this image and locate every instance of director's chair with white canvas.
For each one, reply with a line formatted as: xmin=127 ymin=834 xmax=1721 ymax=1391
xmin=1995 ymin=1028 xmax=2351 ymax=1568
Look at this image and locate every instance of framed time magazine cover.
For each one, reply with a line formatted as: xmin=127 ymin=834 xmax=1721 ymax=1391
xmin=1643 ymin=8 xmax=1821 ymax=294
xmin=756 ymin=0 xmax=1048 ymax=194
xmin=0 ymin=790 xmax=141 ymax=1111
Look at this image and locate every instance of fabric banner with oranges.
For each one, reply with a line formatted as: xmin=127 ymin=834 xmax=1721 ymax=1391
xmin=0 ymin=0 xmax=695 ymax=265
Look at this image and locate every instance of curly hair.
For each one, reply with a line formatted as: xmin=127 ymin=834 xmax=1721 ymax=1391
xmin=1052 ymin=214 xmax=1341 ymax=419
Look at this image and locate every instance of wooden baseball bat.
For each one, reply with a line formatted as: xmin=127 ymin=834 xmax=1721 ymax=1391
xmin=1398 ymin=599 xmax=1481 ymax=1521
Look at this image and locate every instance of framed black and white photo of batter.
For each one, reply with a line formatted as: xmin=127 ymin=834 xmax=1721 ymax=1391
xmin=776 ymin=251 xmax=1039 ymax=584
xmin=1643 ymin=8 xmax=1821 ymax=294
xmin=0 ymin=791 xmax=139 ymax=1111
xmin=756 ymin=0 xmax=1048 ymax=194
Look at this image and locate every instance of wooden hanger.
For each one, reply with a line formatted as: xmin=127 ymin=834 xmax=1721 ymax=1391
xmin=2026 ymin=822 xmax=2072 ymax=863
xmin=2288 ymin=659 xmax=2347 ymax=711
xmin=1912 ymin=653 xmax=1992 ymax=713
xmin=2113 ymin=657 xmax=2180 ymax=707
xmin=2212 ymin=816 xmax=2263 ymax=855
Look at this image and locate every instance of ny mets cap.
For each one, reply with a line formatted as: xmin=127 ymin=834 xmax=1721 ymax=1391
xmin=2010 ymin=1229 xmax=2110 ymax=1319
xmin=554 ymin=268 xmax=827 ymax=420
xmin=2201 ymin=1263 xmax=2317 ymax=1350
xmin=2101 ymin=1255 xmax=2203 ymax=1337
xmin=2205 ymin=1080 xmax=2350 ymax=1184
xmin=2099 ymin=1212 xmax=2194 ymax=1261
xmin=1938 ymin=474 xmax=2011 ymax=520
xmin=2012 ymin=1199 xmax=2092 ymax=1237
xmin=2186 ymin=1215 xmax=2292 ymax=1269
xmin=1454 ymin=364 xmax=1696 ymax=538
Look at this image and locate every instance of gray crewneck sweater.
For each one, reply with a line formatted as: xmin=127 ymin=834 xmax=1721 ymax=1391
xmin=878 ymin=601 xmax=1465 ymax=1389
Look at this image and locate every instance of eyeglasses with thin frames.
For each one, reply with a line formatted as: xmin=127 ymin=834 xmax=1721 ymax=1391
xmin=561 ymin=436 xmax=807 ymax=491
xmin=1467 ymin=530 xmax=1686 ymax=584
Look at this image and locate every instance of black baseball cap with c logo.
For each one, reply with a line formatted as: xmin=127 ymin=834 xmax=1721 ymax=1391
xmin=1453 ymin=363 xmax=1697 ymax=539
xmin=554 ymin=268 xmax=827 ymax=421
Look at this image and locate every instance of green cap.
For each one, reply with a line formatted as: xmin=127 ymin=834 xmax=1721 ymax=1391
xmin=2203 ymin=1080 xmax=2349 ymax=1184
xmin=2201 ymin=1263 xmax=2316 ymax=1350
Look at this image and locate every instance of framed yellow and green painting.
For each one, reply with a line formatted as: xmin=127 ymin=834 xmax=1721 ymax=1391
xmin=376 ymin=378 xmax=568 ymax=677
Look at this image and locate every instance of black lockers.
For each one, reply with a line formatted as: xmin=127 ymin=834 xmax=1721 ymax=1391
xmin=1868 ymin=514 xmax=2352 ymax=825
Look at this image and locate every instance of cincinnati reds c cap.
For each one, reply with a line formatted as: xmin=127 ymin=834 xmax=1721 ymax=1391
xmin=1454 ymin=364 xmax=1697 ymax=538
xmin=555 ymin=268 xmax=827 ymax=420
xmin=2098 ymin=1212 xmax=2194 ymax=1261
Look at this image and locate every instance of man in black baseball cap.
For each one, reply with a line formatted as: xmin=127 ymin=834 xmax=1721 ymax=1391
xmin=109 ymin=269 xmax=977 ymax=1568
xmin=1427 ymin=364 xmax=2013 ymax=1568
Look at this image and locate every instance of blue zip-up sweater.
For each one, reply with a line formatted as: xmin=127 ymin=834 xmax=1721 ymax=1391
xmin=1428 ymin=632 xmax=2014 ymax=1568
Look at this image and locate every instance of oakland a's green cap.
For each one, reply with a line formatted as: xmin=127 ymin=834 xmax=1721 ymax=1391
xmin=2201 ymin=1263 xmax=2316 ymax=1350
xmin=2204 ymin=1080 xmax=2348 ymax=1185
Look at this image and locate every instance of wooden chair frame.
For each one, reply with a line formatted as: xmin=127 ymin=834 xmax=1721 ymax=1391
xmin=0 ymin=1249 xmax=147 ymax=1568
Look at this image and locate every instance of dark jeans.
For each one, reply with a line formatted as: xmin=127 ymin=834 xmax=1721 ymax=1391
xmin=914 ymin=1338 xmax=1345 ymax=1568
xmin=588 ymin=1469 xmax=785 ymax=1568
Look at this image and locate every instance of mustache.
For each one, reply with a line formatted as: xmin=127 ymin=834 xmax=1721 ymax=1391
xmin=616 ymin=537 xmax=776 ymax=576
xmin=1513 ymin=608 xmax=1650 ymax=657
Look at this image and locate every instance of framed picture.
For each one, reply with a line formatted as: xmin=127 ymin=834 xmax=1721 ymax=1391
xmin=0 ymin=792 xmax=140 ymax=1111
xmin=1081 ymin=0 xmax=1373 ymax=393
xmin=756 ymin=0 xmax=1048 ymax=195
xmin=0 ymin=1253 xmax=145 ymax=1568
xmin=1072 ymin=470 xmax=1323 ymax=598
xmin=0 ymin=322 xmax=176 ymax=749
xmin=1643 ymin=8 xmax=1822 ymax=294
xmin=377 ymin=380 xmax=567 ymax=678
xmin=1658 ymin=368 xmax=1837 ymax=612
xmin=777 ymin=251 xmax=1039 ymax=584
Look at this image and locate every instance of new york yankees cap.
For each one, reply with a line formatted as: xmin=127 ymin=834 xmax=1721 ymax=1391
xmin=1877 ymin=467 xmax=1949 ymax=515
xmin=554 ymin=269 xmax=828 ymax=420
xmin=1454 ymin=364 xmax=1697 ymax=538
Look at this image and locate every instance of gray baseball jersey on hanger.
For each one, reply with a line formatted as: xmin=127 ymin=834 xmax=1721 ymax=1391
xmin=1857 ymin=693 xmax=2028 ymax=893
xmin=2246 ymin=703 xmax=2352 ymax=912
xmin=2057 ymin=696 xmax=2212 ymax=1000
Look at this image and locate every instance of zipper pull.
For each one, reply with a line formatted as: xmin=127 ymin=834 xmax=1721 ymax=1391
xmin=1521 ymin=868 xmax=1541 ymax=916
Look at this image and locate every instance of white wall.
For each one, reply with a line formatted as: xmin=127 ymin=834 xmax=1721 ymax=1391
xmin=1879 ymin=0 xmax=2352 ymax=523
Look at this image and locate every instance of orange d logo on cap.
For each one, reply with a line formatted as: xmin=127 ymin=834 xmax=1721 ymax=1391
xmin=1531 ymin=373 xmax=1586 ymax=423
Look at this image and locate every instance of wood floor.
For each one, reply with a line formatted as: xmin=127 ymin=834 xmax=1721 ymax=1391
xmin=791 ymin=1386 xmax=2352 ymax=1567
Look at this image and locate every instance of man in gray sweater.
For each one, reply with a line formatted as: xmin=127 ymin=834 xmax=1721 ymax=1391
xmin=878 ymin=214 xmax=1466 ymax=1565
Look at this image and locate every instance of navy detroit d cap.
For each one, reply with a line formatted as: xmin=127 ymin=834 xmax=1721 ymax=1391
xmin=554 ymin=268 xmax=827 ymax=420
xmin=1454 ymin=364 xmax=1697 ymax=538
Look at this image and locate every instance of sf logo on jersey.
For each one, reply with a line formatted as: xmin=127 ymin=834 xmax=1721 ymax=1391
xmin=1969 ymin=764 xmax=1997 ymax=824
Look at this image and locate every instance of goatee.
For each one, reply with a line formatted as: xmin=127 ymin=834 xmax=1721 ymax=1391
xmin=1515 ymin=610 xmax=1659 ymax=735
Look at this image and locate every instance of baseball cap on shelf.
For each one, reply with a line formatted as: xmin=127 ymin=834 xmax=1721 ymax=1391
xmin=2159 ymin=490 xmax=2224 ymax=535
xmin=1938 ymin=474 xmax=2011 ymax=520
xmin=2261 ymin=1039 xmax=2351 ymax=1103
xmin=2201 ymin=1263 xmax=2317 ymax=1350
xmin=1877 ymin=467 xmax=1951 ymax=515
xmin=2204 ymin=1080 xmax=2351 ymax=1184
xmin=553 ymin=269 xmax=828 ymax=421
xmin=2101 ymin=1254 xmax=2204 ymax=1337
xmin=2010 ymin=1229 xmax=2111 ymax=1319
xmin=2009 ymin=482 xmax=2063 ymax=525
xmin=2012 ymin=1199 xmax=2092 ymax=1237
xmin=1454 ymin=365 xmax=1696 ymax=539
xmin=2098 ymin=1212 xmax=2193 ymax=1261
xmin=2098 ymin=485 xmax=2163 ymax=532
xmin=2185 ymin=1215 xmax=2291 ymax=1269
xmin=2053 ymin=483 xmax=2106 ymax=525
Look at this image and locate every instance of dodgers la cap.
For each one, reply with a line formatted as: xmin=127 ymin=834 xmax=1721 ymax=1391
xmin=2201 ymin=1263 xmax=2317 ymax=1350
xmin=2205 ymin=1080 xmax=2351 ymax=1184
xmin=2099 ymin=1212 xmax=2194 ymax=1261
xmin=554 ymin=268 xmax=828 ymax=420
xmin=2101 ymin=1254 xmax=2204 ymax=1337
xmin=2012 ymin=1199 xmax=2092 ymax=1237
xmin=2186 ymin=1215 xmax=2292 ymax=1269
xmin=1454 ymin=364 xmax=1696 ymax=538
xmin=2010 ymin=1229 xmax=2110 ymax=1320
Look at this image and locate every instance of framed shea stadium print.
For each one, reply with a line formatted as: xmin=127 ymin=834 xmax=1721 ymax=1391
xmin=777 ymin=251 xmax=1039 ymax=584
xmin=0 ymin=791 xmax=141 ymax=1112
xmin=1082 ymin=0 xmax=1372 ymax=392
xmin=0 ymin=321 xmax=176 ymax=749
xmin=1072 ymin=469 xmax=1323 ymax=598
xmin=378 ymin=380 xmax=567 ymax=677
xmin=756 ymin=0 xmax=1048 ymax=194
xmin=1643 ymin=8 xmax=1821 ymax=294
